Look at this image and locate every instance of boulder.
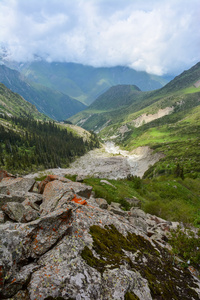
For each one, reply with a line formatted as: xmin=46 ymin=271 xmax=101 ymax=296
xmin=23 ymin=208 xmax=40 ymax=223
xmin=130 ymin=208 xmax=146 ymax=219
xmin=0 ymin=177 xmax=35 ymax=196
xmin=0 ymin=194 xmax=26 ymax=210
xmin=95 ymin=198 xmax=108 ymax=209
xmin=40 ymin=180 xmax=92 ymax=215
xmin=40 ymin=180 xmax=74 ymax=215
xmin=76 ymin=174 xmax=85 ymax=182
xmin=2 ymin=202 xmax=26 ymax=222
xmin=2 ymin=263 xmax=39 ymax=298
xmin=21 ymin=207 xmax=73 ymax=258
xmin=2 ymin=202 xmax=40 ymax=223
xmin=69 ymin=181 xmax=93 ymax=199
xmin=108 ymin=204 xmax=128 ymax=217
xmin=23 ymin=193 xmax=43 ymax=211
xmin=38 ymin=174 xmax=71 ymax=194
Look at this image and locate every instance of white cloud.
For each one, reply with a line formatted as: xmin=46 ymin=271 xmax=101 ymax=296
xmin=0 ymin=0 xmax=199 ymax=75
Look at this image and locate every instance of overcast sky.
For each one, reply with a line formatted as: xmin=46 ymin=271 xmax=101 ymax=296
xmin=0 ymin=0 xmax=199 ymax=75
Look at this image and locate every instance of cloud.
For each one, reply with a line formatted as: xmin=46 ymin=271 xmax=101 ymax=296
xmin=0 ymin=0 xmax=199 ymax=75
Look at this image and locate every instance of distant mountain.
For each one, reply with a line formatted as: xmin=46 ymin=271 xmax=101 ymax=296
xmin=0 ymin=65 xmax=86 ymax=121
xmin=69 ymin=62 xmax=200 ymax=177
xmin=89 ymin=85 xmax=141 ymax=111
xmin=16 ymin=60 xmax=169 ymax=105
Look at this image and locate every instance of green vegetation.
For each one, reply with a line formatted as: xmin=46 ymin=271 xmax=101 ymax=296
xmin=168 ymin=226 xmax=200 ymax=272
xmin=81 ymin=224 xmax=199 ymax=299
xmin=82 ymin=175 xmax=200 ymax=226
xmin=0 ymin=82 xmax=47 ymax=120
xmin=0 ymin=115 xmax=99 ymax=174
xmin=83 ymin=176 xmax=142 ymax=211
xmin=124 ymin=292 xmax=140 ymax=300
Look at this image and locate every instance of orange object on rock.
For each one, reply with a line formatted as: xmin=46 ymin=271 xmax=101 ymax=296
xmin=71 ymin=195 xmax=87 ymax=205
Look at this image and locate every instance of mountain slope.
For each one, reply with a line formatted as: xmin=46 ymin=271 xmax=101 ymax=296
xmin=70 ymin=62 xmax=200 ymax=177
xmin=0 ymin=82 xmax=47 ymax=120
xmin=0 ymin=65 xmax=86 ymax=121
xmin=18 ymin=60 xmax=169 ymax=105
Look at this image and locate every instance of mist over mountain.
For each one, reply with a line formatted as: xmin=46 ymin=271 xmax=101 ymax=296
xmin=0 ymin=64 xmax=86 ymax=121
xmin=0 ymin=59 xmax=169 ymax=105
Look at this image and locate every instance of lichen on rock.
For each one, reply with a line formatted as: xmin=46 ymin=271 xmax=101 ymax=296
xmin=0 ymin=172 xmax=200 ymax=299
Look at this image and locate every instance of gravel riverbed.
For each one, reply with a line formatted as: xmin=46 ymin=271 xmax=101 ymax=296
xmin=25 ymin=142 xmax=163 ymax=179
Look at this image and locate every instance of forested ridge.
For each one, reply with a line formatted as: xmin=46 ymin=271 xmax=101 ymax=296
xmin=0 ymin=115 xmax=99 ymax=174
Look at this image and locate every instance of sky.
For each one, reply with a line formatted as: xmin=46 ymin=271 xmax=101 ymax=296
xmin=0 ymin=0 xmax=199 ymax=76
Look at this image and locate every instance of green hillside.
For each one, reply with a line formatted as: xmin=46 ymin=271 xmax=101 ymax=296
xmin=19 ymin=61 xmax=169 ymax=105
xmin=70 ymin=62 xmax=200 ymax=178
xmin=0 ymin=65 xmax=86 ymax=121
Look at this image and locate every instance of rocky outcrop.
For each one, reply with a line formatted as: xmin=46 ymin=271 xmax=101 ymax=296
xmin=0 ymin=173 xmax=200 ymax=299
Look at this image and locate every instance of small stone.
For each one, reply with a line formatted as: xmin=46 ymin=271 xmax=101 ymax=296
xmin=130 ymin=208 xmax=146 ymax=219
xmin=125 ymin=197 xmax=141 ymax=208
xmin=95 ymin=198 xmax=108 ymax=209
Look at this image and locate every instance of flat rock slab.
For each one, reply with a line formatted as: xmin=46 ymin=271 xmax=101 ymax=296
xmin=0 ymin=177 xmax=35 ymax=196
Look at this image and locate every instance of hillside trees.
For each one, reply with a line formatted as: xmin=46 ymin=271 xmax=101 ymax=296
xmin=0 ymin=116 xmax=99 ymax=173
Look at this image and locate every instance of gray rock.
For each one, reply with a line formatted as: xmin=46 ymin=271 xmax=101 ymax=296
xmin=0 ymin=177 xmax=200 ymax=300
xmin=129 ymin=216 xmax=148 ymax=232
xmin=95 ymin=198 xmax=108 ymax=209
xmin=76 ymin=174 xmax=86 ymax=182
xmin=40 ymin=180 xmax=74 ymax=215
xmin=100 ymin=179 xmax=117 ymax=189
xmin=0 ymin=177 xmax=35 ymax=196
xmin=110 ymin=202 xmax=121 ymax=209
xmin=2 ymin=263 xmax=39 ymax=298
xmin=23 ymin=208 xmax=40 ymax=223
xmin=22 ymin=193 xmax=43 ymax=211
xmin=125 ymin=197 xmax=142 ymax=208
xmin=21 ymin=207 xmax=73 ymax=258
xmin=108 ymin=205 xmax=128 ymax=217
xmin=130 ymin=208 xmax=146 ymax=219
xmin=2 ymin=202 xmax=26 ymax=222
xmin=69 ymin=181 xmax=93 ymax=198
xmin=0 ymin=210 xmax=5 ymax=223
xmin=0 ymin=194 xmax=26 ymax=210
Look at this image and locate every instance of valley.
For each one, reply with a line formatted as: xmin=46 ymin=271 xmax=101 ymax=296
xmin=0 ymin=59 xmax=200 ymax=300
xmin=25 ymin=141 xmax=163 ymax=180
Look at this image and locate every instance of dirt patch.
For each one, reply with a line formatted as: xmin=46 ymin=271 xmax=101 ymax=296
xmin=132 ymin=107 xmax=174 ymax=127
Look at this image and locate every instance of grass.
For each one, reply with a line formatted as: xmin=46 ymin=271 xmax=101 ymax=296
xmin=82 ymin=175 xmax=200 ymax=226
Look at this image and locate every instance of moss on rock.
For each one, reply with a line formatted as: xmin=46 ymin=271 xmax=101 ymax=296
xmin=81 ymin=224 xmax=200 ymax=299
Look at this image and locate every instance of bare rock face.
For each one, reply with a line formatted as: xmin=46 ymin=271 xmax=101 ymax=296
xmin=0 ymin=173 xmax=200 ymax=300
